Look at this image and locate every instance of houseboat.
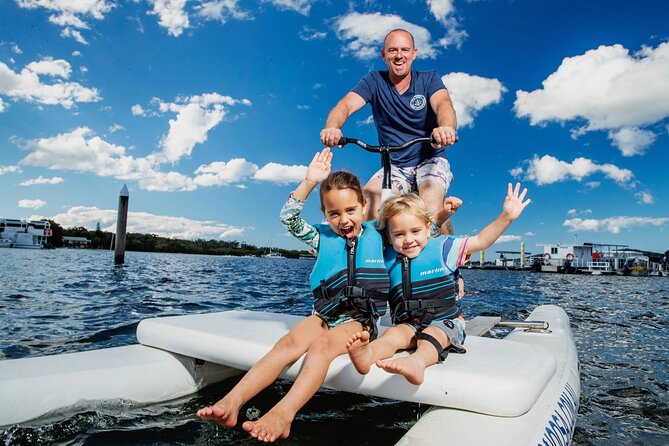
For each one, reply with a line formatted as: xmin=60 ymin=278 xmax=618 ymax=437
xmin=0 ymin=218 xmax=51 ymax=249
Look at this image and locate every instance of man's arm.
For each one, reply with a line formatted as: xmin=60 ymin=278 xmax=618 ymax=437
xmin=320 ymin=92 xmax=366 ymax=147
xmin=429 ymin=89 xmax=457 ymax=148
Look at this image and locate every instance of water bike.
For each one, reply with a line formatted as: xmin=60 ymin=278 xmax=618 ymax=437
xmin=0 ymin=137 xmax=579 ymax=445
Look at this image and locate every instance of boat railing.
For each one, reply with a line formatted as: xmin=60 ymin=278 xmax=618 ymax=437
xmin=587 ymin=261 xmax=612 ymax=272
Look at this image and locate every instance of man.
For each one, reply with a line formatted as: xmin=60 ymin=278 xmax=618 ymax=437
xmin=320 ymin=28 xmax=458 ymax=231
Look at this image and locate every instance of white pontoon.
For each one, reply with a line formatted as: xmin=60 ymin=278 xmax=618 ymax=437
xmin=0 ymin=305 xmax=579 ymax=445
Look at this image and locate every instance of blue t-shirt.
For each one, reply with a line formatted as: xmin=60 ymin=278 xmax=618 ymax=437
xmin=352 ymin=70 xmax=447 ymax=167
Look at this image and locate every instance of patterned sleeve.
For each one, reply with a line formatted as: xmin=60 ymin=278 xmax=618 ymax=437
xmin=279 ymin=193 xmax=320 ymax=253
xmin=442 ymin=236 xmax=471 ymax=271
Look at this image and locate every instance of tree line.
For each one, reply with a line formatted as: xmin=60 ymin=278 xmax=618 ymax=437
xmin=47 ymin=220 xmax=309 ymax=259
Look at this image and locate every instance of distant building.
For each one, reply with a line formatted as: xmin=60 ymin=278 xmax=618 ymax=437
xmin=62 ymin=236 xmax=91 ymax=248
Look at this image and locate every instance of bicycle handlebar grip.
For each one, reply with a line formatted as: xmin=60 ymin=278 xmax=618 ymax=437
xmin=336 ymin=137 xmax=347 ymax=146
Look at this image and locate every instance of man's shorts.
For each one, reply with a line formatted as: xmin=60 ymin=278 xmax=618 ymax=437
xmin=372 ymin=156 xmax=454 ymax=194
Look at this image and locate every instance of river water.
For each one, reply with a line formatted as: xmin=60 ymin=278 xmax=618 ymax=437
xmin=0 ymin=249 xmax=667 ymax=445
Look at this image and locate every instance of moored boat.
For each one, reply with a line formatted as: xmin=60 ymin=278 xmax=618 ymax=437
xmin=0 ymin=305 xmax=579 ymax=445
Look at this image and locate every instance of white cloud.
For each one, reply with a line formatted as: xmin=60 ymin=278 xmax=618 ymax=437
xmin=495 ymin=235 xmax=522 ymax=244
xmin=567 ymin=209 xmax=576 ymax=216
xmin=585 ymin=181 xmax=600 ymax=189
xmin=159 ymin=103 xmax=225 ymax=162
xmin=12 ymin=44 xmax=23 ymax=54
xmin=148 ymin=0 xmax=190 ymax=37
xmin=0 ymin=97 xmax=5 ymax=112
xmin=194 ymin=158 xmax=259 ymax=186
xmin=131 ymin=104 xmax=146 ymax=116
xmin=635 ymin=191 xmax=654 ymax=205
xmin=514 ymin=41 xmax=669 ymax=154
xmin=265 ymin=0 xmax=314 ymax=15
xmin=196 ymin=0 xmax=251 ymax=22
xmin=299 ymin=26 xmax=326 ymax=41
xmin=18 ymin=199 xmax=46 ymax=209
xmin=564 ymin=216 xmax=669 ymax=234
xmin=607 ymin=127 xmax=657 ymax=157
xmin=0 ymin=58 xmax=100 ymax=108
xmin=334 ymin=12 xmax=438 ymax=60
xmin=17 ymin=0 xmax=114 ymax=43
xmin=356 ymin=115 xmax=374 ymax=126
xmin=524 ymin=231 xmax=536 ymax=237
xmin=19 ymin=176 xmax=64 ymax=186
xmin=427 ymin=0 xmax=467 ymax=49
xmin=511 ymin=154 xmax=634 ymax=186
xmin=0 ymin=165 xmax=21 ymax=175
xmin=108 ymin=124 xmax=125 ymax=133
xmin=253 ymin=162 xmax=307 ymax=184
xmin=441 ymin=72 xmax=506 ymax=127
xmin=51 ymin=206 xmax=245 ymax=239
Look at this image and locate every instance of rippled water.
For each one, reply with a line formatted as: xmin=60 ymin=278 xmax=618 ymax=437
xmin=1 ymin=249 xmax=668 ymax=445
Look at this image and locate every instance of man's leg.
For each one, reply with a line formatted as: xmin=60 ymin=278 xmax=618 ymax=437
xmin=417 ymin=157 xmax=454 ymax=234
xmin=362 ymin=175 xmax=383 ymax=221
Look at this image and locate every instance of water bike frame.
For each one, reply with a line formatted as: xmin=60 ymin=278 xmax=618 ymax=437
xmin=336 ymin=135 xmax=454 ymax=202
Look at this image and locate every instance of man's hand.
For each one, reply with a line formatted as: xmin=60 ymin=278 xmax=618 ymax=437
xmin=320 ymin=128 xmax=343 ymax=148
xmin=431 ymin=126 xmax=457 ymax=148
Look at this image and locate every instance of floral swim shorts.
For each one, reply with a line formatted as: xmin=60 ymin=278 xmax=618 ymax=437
xmin=372 ymin=156 xmax=454 ymax=194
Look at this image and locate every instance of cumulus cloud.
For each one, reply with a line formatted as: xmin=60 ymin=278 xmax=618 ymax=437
xmin=131 ymin=104 xmax=146 ymax=116
xmin=495 ymin=235 xmax=523 ymax=244
xmin=0 ymin=97 xmax=5 ymax=112
xmin=563 ymin=216 xmax=669 ymax=234
xmin=635 ymin=191 xmax=654 ymax=205
xmin=19 ymin=176 xmax=64 ymax=186
xmin=441 ymin=72 xmax=506 ymax=127
xmin=196 ymin=0 xmax=251 ymax=22
xmin=254 ymin=162 xmax=307 ymax=184
xmin=299 ymin=26 xmax=326 ymax=41
xmin=427 ymin=0 xmax=467 ymax=49
xmin=0 ymin=58 xmax=100 ymax=108
xmin=51 ymin=205 xmax=245 ymax=239
xmin=16 ymin=125 xmax=304 ymax=191
xmin=0 ymin=165 xmax=21 ymax=175
xmin=607 ymin=127 xmax=657 ymax=157
xmin=17 ymin=0 xmax=114 ymax=43
xmin=514 ymin=41 xmax=669 ymax=155
xmin=148 ymin=0 xmax=190 ymax=37
xmin=334 ymin=12 xmax=438 ymax=60
xmin=193 ymin=158 xmax=259 ymax=187
xmin=18 ymin=199 xmax=46 ymax=209
xmin=511 ymin=154 xmax=634 ymax=186
xmin=265 ymin=0 xmax=314 ymax=15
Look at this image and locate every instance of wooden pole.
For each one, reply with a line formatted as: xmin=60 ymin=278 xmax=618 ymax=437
xmin=114 ymin=184 xmax=129 ymax=265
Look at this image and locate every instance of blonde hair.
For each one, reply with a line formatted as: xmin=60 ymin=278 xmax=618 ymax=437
xmin=377 ymin=193 xmax=432 ymax=241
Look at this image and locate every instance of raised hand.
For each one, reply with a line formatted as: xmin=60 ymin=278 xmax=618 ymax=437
xmin=503 ymin=183 xmax=531 ymax=222
xmin=443 ymin=196 xmax=463 ymax=219
xmin=305 ymin=148 xmax=333 ymax=184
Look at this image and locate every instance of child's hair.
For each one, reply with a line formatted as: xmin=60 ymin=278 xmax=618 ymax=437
xmin=377 ymin=193 xmax=432 ymax=240
xmin=319 ymin=171 xmax=365 ymax=211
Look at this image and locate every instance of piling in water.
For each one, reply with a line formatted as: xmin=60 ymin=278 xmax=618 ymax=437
xmin=114 ymin=185 xmax=129 ymax=265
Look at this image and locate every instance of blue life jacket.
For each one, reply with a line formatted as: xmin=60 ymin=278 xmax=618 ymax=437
xmin=310 ymin=222 xmax=388 ymax=321
xmin=384 ymin=236 xmax=460 ymax=327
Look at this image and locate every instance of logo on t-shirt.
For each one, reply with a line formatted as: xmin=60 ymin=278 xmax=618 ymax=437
xmin=409 ymin=94 xmax=426 ymax=111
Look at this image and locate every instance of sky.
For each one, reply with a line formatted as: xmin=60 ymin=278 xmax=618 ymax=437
xmin=1 ymin=0 xmax=668 ymax=254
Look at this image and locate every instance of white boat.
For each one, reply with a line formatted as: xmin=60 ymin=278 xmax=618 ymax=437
xmin=0 ymin=218 xmax=51 ymax=249
xmin=0 ymin=305 xmax=579 ymax=445
xmin=0 ymin=238 xmax=13 ymax=248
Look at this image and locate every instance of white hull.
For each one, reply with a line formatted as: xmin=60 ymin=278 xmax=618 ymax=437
xmin=0 ymin=306 xmax=579 ymax=445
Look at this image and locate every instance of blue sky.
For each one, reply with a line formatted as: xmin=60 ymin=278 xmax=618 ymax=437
xmin=1 ymin=0 xmax=668 ymax=254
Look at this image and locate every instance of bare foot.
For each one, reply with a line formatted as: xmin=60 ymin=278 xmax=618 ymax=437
xmin=196 ymin=395 xmax=243 ymax=428
xmin=242 ymin=408 xmax=292 ymax=443
xmin=346 ymin=331 xmax=373 ymax=374
xmin=376 ymin=356 xmax=426 ymax=385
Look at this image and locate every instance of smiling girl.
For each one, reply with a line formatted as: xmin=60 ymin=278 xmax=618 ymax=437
xmin=346 ymin=184 xmax=531 ymax=385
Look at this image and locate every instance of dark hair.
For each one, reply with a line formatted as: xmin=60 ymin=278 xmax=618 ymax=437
xmin=383 ymin=28 xmax=415 ymax=48
xmin=319 ymin=171 xmax=365 ymax=211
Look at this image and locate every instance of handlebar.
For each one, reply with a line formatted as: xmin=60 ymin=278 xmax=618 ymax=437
xmin=336 ymin=135 xmax=457 ymax=152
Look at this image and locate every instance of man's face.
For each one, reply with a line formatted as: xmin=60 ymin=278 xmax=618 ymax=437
xmin=381 ymin=31 xmax=417 ymax=79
